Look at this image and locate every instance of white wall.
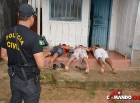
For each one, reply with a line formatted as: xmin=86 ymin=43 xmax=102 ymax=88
xmin=131 ymin=1 xmax=140 ymax=66
xmin=108 ymin=0 xmax=119 ymax=50
xmin=42 ymin=0 xmax=90 ymax=47
xmin=28 ymin=0 xmax=42 ymax=9
xmin=111 ymin=0 xmax=139 ymax=58
xmin=132 ymin=0 xmax=140 ymax=50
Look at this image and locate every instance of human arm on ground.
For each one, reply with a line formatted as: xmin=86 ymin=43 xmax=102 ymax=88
xmin=88 ymin=47 xmax=94 ymax=55
xmin=61 ymin=46 xmax=70 ymax=50
xmin=61 ymin=44 xmax=74 ymax=49
xmin=82 ymin=47 xmax=90 ymax=52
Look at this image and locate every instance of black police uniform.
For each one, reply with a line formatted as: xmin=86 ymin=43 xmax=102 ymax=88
xmin=1 ymin=24 xmax=43 ymax=103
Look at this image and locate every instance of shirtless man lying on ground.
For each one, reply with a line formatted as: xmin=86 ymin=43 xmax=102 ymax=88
xmin=90 ymin=45 xmax=117 ymax=74
xmin=65 ymin=45 xmax=90 ymax=74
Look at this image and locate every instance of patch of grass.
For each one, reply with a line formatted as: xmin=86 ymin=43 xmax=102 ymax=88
xmin=46 ymin=74 xmax=53 ymax=80
xmin=40 ymin=75 xmax=46 ymax=80
xmin=88 ymin=89 xmax=96 ymax=96
xmin=52 ymin=83 xmax=56 ymax=89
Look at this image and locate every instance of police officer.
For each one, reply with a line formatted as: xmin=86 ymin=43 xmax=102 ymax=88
xmin=1 ymin=4 xmax=45 ymax=103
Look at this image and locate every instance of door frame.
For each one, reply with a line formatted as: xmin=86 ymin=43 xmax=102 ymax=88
xmin=106 ymin=0 xmax=113 ymax=49
xmin=89 ymin=0 xmax=113 ymax=49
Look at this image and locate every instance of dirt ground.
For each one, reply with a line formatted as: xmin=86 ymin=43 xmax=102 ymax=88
xmin=0 ymin=77 xmax=140 ymax=103
xmin=0 ymin=60 xmax=140 ymax=103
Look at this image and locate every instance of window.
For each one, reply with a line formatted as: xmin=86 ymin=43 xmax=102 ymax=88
xmin=50 ymin=0 xmax=82 ymax=21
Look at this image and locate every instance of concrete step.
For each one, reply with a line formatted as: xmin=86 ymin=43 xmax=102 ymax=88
xmin=40 ymin=66 xmax=140 ymax=90
xmin=43 ymin=48 xmax=130 ymax=67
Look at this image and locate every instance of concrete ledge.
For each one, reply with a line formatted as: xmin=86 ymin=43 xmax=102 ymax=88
xmin=40 ymin=67 xmax=140 ymax=90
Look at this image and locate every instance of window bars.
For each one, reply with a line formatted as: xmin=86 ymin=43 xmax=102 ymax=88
xmin=50 ymin=0 xmax=82 ymax=21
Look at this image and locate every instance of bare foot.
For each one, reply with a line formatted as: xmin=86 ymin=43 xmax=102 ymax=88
xmin=99 ymin=65 xmax=105 ymax=74
xmin=64 ymin=65 xmax=69 ymax=72
xmin=85 ymin=65 xmax=89 ymax=74
xmin=112 ymin=68 xmax=117 ymax=74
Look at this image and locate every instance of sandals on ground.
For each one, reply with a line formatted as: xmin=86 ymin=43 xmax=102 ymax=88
xmin=53 ymin=64 xmax=59 ymax=70
xmin=60 ymin=63 xmax=65 ymax=69
xmin=53 ymin=63 xmax=65 ymax=70
xmin=75 ymin=66 xmax=86 ymax=70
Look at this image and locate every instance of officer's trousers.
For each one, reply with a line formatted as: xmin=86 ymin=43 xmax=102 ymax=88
xmin=9 ymin=76 xmax=41 ymax=103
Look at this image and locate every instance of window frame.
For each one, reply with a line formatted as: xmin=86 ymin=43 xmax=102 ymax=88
xmin=49 ymin=0 xmax=83 ymax=22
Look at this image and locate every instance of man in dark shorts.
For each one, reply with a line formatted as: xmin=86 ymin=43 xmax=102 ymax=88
xmin=1 ymin=4 xmax=45 ymax=103
xmin=45 ymin=44 xmax=70 ymax=69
